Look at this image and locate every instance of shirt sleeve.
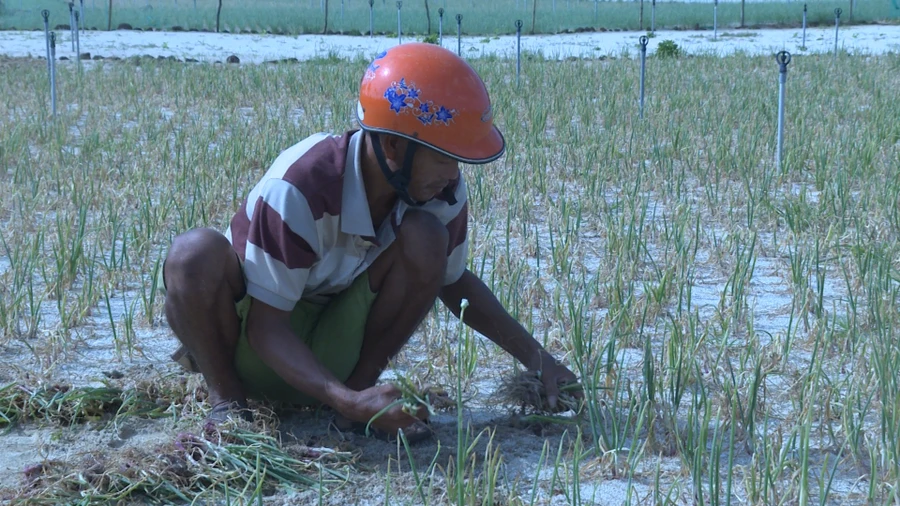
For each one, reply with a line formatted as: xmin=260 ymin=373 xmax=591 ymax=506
xmin=439 ymin=157 xmax=472 ymax=286
xmin=242 ymin=179 xmax=320 ymax=311
xmin=444 ymin=200 xmax=469 ymax=286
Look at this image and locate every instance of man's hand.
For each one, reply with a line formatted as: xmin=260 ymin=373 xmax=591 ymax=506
xmin=247 ymin=302 xmax=426 ymax=434
xmin=343 ymin=384 xmax=427 ymax=433
xmin=534 ymin=355 xmax=583 ymax=412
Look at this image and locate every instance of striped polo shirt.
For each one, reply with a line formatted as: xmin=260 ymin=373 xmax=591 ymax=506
xmin=224 ymin=129 xmax=469 ymax=311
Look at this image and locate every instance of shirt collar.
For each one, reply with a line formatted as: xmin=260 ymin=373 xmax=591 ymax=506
xmin=340 ymin=130 xmax=377 ymax=239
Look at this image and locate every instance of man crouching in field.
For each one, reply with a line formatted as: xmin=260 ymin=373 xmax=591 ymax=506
xmin=161 ymin=43 xmax=580 ymax=443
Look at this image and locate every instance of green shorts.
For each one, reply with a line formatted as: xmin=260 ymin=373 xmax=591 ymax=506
xmin=234 ymin=272 xmax=378 ymax=406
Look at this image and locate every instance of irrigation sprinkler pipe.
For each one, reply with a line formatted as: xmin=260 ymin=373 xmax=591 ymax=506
xmin=79 ymin=0 xmax=85 ymax=35
xmin=775 ymin=51 xmax=791 ymax=173
xmin=439 ymin=8 xmax=444 ymax=46
xmin=639 ymin=35 xmax=648 ymax=119
xmin=802 ymin=4 xmax=807 ymax=48
xmin=75 ymin=11 xmax=81 ymax=68
xmin=50 ymin=32 xmax=57 ymax=118
xmin=397 ymin=1 xmax=402 ymax=44
xmin=456 ymin=14 xmax=462 ymax=56
xmin=42 ymin=10 xmax=51 ymax=77
xmin=516 ymin=19 xmax=523 ymax=87
xmin=714 ymin=0 xmax=718 ymax=41
xmin=834 ymin=8 xmax=842 ymax=56
xmin=69 ymin=3 xmax=76 ymax=52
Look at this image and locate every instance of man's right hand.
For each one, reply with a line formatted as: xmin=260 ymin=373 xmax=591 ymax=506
xmin=342 ymin=384 xmax=427 ymax=434
xmin=246 ymin=301 xmax=426 ymax=435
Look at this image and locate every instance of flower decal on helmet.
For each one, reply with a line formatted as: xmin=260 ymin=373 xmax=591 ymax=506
xmin=383 ymin=78 xmax=457 ymax=127
xmin=435 ymin=106 xmax=454 ymax=124
xmin=363 ymin=50 xmax=389 ymax=83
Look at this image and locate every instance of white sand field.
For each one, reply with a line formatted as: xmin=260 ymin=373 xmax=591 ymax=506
xmin=0 ymin=23 xmax=898 ymax=63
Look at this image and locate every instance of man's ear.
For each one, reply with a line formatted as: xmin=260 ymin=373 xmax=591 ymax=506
xmin=380 ymin=134 xmax=407 ymax=164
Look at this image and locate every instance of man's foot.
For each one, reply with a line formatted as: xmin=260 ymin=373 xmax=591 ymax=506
xmin=332 ymin=413 xmax=433 ymax=445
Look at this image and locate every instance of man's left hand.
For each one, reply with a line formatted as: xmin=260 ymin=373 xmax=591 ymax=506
xmin=533 ymin=353 xmax=583 ymax=412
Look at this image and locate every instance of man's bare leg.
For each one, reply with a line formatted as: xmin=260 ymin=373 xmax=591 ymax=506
xmin=165 ymin=212 xmax=448 ymax=430
xmin=344 ymin=210 xmax=449 ymax=392
xmin=163 ymin=228 xmax=249 ymax=418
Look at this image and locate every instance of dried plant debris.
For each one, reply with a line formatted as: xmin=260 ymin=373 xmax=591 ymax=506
xmin=8 ymin=421 xmax=354 ymax=505
xmin=494 ymin=370 xmax=583 ymax=415
xmin=0 ymin=377 xmax=207 ymax=428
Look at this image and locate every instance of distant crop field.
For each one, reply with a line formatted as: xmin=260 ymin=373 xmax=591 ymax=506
xmin=1 ymin=0 xmax=897 ymax=35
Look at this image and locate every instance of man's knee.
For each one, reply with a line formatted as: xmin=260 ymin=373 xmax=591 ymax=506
xmin=397 ymin=211 xmax=449 ymax=283
xmin=164 ymin=228 xmax=240 ymax=295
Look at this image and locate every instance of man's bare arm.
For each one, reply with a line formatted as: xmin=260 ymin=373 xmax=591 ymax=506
xmin=438 ymin=269 xmax=581 ymax=409
xmin=245 ymin=300 xmax=422 ymax=431
xmin=439 ymin=270 xmax=549 ymax=369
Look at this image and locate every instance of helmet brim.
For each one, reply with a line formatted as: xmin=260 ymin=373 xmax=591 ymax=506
xmin=357 ymin=102 xmax=506 ymax=165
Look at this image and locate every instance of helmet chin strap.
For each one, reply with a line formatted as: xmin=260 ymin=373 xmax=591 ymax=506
xmin=370 ymin=132 xmax=427 ymax=207
xmin=369 ymin=132 xmax=459 ymax=207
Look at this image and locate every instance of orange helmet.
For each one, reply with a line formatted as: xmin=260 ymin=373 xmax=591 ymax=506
xmin=357 ymin=42 xmax=506 ymax=165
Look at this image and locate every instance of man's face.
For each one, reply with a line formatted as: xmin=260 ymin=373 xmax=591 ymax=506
xmin=408 ymin=145 xmax=460 ymax=202
xmin=385 ymin=137 xmax=460 ymax=203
